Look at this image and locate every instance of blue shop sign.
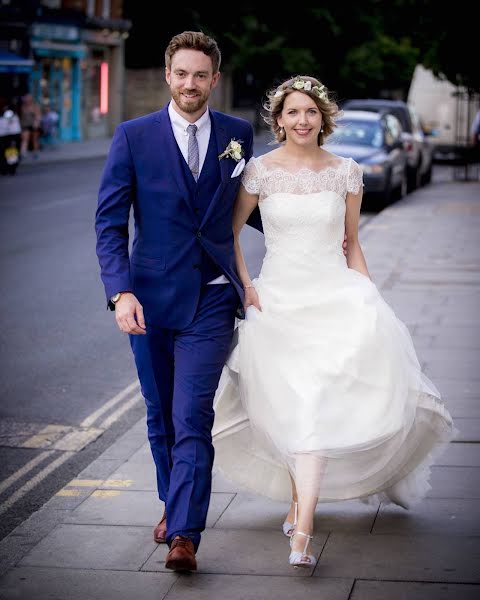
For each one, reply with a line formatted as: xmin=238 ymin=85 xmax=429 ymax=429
xmin=31 ymin=23 xmax=80 ymax=43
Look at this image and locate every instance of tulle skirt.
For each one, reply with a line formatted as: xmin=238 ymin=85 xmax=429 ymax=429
xmin=212 ymin=263 xmax=455 ymax=508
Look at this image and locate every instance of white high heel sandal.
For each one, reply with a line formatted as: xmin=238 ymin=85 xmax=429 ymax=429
xmin=282 ymin=501 xmax=298 ymax=537
xmin=289 ymin=531 xmax=316 ymax=568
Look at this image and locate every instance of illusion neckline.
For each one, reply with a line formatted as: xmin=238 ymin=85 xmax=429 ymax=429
xmin=254 ymin=155 xmax=349 ymax=178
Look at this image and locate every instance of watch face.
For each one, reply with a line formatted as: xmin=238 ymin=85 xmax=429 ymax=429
xmin=112 ymin=293 xmax=121 ymax=303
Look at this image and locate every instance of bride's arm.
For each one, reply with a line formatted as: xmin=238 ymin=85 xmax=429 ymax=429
xmin=345 ymin=187 xmax=371 ymax=279
xmin=232 ymin=185 xmax=262 ymax=310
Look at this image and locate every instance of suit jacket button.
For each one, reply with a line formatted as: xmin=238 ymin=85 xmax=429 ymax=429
xmin=197 ymin=231 xmax=202 ymax=238
xmin=193 ymin=264 xmax=200 ymax=270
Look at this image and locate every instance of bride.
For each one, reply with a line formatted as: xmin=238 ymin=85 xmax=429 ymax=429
xmin=212 ymin=75 xmax=455 ymax=568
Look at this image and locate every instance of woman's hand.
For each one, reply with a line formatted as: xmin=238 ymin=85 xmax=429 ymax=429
xmin=244 ymin=286 xmax=262 ymax=312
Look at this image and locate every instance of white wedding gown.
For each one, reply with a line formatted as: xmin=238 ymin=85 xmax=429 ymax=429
xmin=212 ymin=155 xmax=455 ymax=508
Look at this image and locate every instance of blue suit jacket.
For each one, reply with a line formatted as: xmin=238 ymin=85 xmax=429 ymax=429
xmin=95 ymin=106 xmax=262 ymax=329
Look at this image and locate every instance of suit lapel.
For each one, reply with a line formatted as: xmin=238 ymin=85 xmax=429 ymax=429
xmin=213 ymin=111 xmax=235 ymax=183
xmin=199 ymin=112 xmax=232 ymax=227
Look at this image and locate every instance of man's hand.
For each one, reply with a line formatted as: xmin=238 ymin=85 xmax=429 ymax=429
xmin=115 ymin=293 xmax=146 ymax=335
xmin=342 ymin=232 xmax=348 ymax=257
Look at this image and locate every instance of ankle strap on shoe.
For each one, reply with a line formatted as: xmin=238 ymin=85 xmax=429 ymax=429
xmin=290 ymin=530 xmax=313 ymax=553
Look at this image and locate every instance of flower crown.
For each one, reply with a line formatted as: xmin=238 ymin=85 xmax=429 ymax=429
xmin=273 ymin=78 xmax=328 ymax=101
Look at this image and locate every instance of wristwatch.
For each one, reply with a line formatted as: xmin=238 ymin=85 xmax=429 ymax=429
xmin=111 ymin=292 xmax=123 ymax=304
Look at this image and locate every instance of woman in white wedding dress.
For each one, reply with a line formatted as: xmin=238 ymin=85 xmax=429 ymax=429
xmin=212 ymin=76 xmax=455 ymax=568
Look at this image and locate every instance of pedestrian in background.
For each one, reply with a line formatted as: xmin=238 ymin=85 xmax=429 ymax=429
xmin=19 ymin=93 xmax=41 ymax=159
xmin=40 ymin=102 xmax=59 ymax=146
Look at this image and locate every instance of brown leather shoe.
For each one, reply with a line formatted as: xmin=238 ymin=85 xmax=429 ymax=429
xmin=165 ymin=536 xmax=197 ymax=572
xmin=153 ymin=511 xmax=167 ymax=544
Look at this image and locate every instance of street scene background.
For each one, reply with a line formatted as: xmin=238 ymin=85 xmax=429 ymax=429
xmin=0 ymin=2 xmax=479 ymax=599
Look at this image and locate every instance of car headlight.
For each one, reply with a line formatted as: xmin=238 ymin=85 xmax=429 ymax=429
xmin=361 ymin=164 xmax=384 ymax=174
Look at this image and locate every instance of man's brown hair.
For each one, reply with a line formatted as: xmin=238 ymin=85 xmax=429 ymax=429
xmin=165 ymin=31 xmax=221 ymax=73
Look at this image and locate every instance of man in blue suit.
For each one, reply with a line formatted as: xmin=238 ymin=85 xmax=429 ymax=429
xmin=95 ymin=31 xmax=261 ymax=571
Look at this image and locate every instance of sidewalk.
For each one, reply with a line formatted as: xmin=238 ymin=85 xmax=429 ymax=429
xmin=17 ymin=130 xmax=273 ymax=168
xmin=19 ymin=137 xmax=113 ymax=166
xmin=0 ymin=179 xmax=479 ymax=599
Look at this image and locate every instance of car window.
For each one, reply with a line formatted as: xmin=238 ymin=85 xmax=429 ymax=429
xmin=343 ymin=100 xmax=412 ymax=133
xmin=385 ymin=114 xmax=402 ymax=142
xmin=329 ymin=120 xmax=383 ymax=148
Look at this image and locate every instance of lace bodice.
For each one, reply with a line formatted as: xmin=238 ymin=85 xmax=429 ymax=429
xmin=241 ymin=156 xmax=364 ymax=271
xmin=241 ymin=155 xmax=363 ymax=202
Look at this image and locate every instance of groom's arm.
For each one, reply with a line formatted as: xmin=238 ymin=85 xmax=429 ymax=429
xmin=95 ymin=125 xmax=134 ymax=308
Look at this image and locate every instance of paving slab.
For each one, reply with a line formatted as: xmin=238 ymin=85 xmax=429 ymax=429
xmin=444 ymin=398 xmax=480 ymax=419
xmin=164 ymin=574 xmax=353 ymax=599
xmin=437 ymin=443 xmax=480 ymax=467
xmin=215 ymin=493 xmax=378 ymax=534
xmin=143 ymin=528 xmax=328 ymax=576
xmin=211 ymin=469 xmax=242 ymax=493
xmin=19 ymin=524 xmax=155 ymax=570
xmin=372 ymin=497 xmax=480 ymax=536
xmin=66 ymin=490 xmax=234 ymax=528
xmin=0 ymin=567 xmax=176 ymax=600
xmin=416 ymin=326 xmax=480 ymax=349
xmin=76 ymin=458 xmax=126 ymax=480
xmin=317 ymin=533 xmax=480 ymax=582
xmin=350 ymin=580 xmax=480 ymax=600
xmin=101 ymin=455 xmax=157 ymax=491
xmin=427 ymin=466 xmax=480 ymax=498
xmin=423 ymin=359 xmax=480 ymax=382
xmin=451 ymin=418 xmax=480 ymax=442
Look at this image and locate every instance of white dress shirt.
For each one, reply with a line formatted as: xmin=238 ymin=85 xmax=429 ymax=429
xmin=168 ymin=102 xmax=228 ymax=285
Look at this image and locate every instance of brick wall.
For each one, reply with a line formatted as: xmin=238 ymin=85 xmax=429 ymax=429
xmin=125 ymin=68 xmax=256 ymax=124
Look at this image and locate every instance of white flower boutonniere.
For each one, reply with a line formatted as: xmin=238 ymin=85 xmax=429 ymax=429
xmin=219 ymin=138 xmax=244 ymax=162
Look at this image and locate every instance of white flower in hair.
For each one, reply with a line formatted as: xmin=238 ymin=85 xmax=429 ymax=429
xmin=303 ymin=81 xmax=312 ymax=91
xmin=292 ymin=79 xmax=305 ymax=90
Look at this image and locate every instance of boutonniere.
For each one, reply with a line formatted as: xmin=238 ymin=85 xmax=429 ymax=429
xmin=218 ymin=138 xmax=244 ymax=162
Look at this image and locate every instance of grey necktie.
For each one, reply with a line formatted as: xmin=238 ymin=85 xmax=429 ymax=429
xmin=187 ymin=124 xmax=199 ymax=181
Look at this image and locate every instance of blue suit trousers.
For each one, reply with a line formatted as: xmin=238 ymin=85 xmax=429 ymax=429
xmin=129 ymin=283 xmax=238 ymax=550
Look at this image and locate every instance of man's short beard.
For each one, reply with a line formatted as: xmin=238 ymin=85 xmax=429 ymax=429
xmin=172 ymin=89 xmax=209 ymax=114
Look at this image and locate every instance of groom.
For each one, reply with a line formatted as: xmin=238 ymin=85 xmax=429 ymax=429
xmin=95 ymin=31 xmax=261 ymax=571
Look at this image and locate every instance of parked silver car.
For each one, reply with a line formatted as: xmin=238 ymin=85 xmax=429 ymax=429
xmin=341 ymin=99 xmax=434 ymax=191
xmin=324 ymin=110 xmax=408 ymax=210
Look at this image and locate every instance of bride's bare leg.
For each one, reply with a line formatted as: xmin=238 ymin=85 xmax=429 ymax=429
xmin=286 ymin=474 xmax=298 ymax=524
xmin=291 ymin=454 xmax=326 ymax=554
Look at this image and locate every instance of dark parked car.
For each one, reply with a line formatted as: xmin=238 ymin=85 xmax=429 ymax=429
xmin=341 ymin=99 xmax=434 ymax=191
xmin=324 ymin=110 xmax=408 ymax=210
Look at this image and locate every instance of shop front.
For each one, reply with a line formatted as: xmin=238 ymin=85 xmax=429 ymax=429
xmin=81 ymin=28 xmax=127 ymax=139
xmin=30 ymin=23 xmax=86 ymax=142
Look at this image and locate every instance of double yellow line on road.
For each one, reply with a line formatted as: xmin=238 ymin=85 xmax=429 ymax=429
xmin=0 ymin=381 xmax=142 ymax=517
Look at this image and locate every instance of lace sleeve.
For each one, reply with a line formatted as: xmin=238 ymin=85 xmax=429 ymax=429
xmin=241 ymin=157 xmax=260 ymax=195
xmin=346 ymin=158 xmax=363 ymax=195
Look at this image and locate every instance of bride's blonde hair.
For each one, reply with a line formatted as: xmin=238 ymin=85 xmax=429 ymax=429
xmin=263 ymin=75 xmax=340 ymax=146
